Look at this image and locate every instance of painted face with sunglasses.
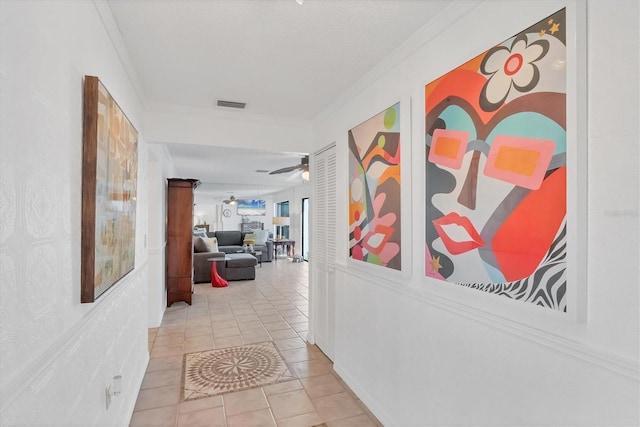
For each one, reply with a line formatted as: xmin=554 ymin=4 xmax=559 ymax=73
xmin=425 ymin=9 xmax=568 ymax=309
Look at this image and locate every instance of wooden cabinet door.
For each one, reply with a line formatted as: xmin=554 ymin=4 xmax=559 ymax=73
xmin=166 ymin=178 xmax=198 ymax=306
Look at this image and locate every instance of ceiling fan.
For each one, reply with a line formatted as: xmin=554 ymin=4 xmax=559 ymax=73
xmin=223 ymin=195 xmax=237 ymax=204
xmin=269 ymin=155 xmax=309 ymax=176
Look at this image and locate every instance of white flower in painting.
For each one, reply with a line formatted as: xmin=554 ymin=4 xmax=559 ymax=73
xmin=480 ymin=34 xmax=549 ymax=111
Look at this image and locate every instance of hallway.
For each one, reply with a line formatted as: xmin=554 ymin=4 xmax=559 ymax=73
xmin=130 ymin=261 xmax=380 ymax=426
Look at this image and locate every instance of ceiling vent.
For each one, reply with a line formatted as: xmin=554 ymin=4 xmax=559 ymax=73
xmin=217 ymin=99 xmax=247 ymax=109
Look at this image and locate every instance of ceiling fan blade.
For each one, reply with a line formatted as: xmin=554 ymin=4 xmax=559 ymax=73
xmin=269 ymin=165 xmax=301 ymax=175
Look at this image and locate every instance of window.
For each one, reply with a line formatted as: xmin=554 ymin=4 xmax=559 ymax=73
xmin=275 ymin=201 xmax=290 ymax=239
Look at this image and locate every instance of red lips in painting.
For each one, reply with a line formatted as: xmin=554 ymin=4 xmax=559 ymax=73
xmin=432 ymin=212 xmax=485 ymax=255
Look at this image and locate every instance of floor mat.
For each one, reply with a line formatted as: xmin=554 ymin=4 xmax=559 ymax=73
xmin=182 ymin=341 xmax=295 ymax=401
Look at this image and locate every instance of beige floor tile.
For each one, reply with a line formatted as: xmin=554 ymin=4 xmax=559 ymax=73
xmin=267 ymin=389 xmax=316 ymax=420
xmin=177 ymin=406 xmax=226 ymax=427
xmin=289 ymin=359 xmax=333 ymax=378
xmin=300 ymin=374 xmax=345 ymax=398
xmin=141 ymin=368 xmax=182 ymax=390
xmin=223 ymin=388 xmax=269 ymax=417
xmin=263 ymin=321 xmax=291 ymax=331
xmin=214 ymin=335 xmax=245 ymax=348
xmin=157 ymin=325 xmax=186 ymax=336
xmin=151 ymin=344 xmax=185 ymax=358
xmin=186 ymin=318 xmax=213 ymax=328
xmin=134 ymin=384 xmax=181 ymax=411
xmin=326 ymin=413 xmax=378 ymax=427
xmin=276 ymin=411 xmax=324 ymax=427
xmin=185 ymin=325 xmax=214 ymax=338
xmin=312 ymin=392 xmax=364 ymax=423
xmin=129 ymin=405 xmax=177 ymax=427
xmin=162 ymin=315 xmax=187 ymax=325
xmin=273 ymin=337 xmax=307 ymax=351
xmin=153 ymin=334 xmax=186 ymax=347
xmin=210 ymin=313 xmax=235 ymax=322
xmin=278 ymin=347 xmax=319 ymax=363
xmin=283 ymin=315 xmax=307 ymax=324
xmin=234 ymin=314 xmax=260 ymax=322
xmin=255 ymin=309 xmax=280 ymax=317
xmin=178 ymin=395 xmax=223 ymax=413
xmin=183 ymin=335 xmax=216 ymax=353
xmin=237 ymin=320 xmax=264 ymax=331
xmin=146 ymin=355 xmax=183 ymax=372
xmin=262 ymin=379 xmax=303 ymax=396
xmin=212 ymin=326 xmax=241 ymax=338
xmin=211 ymin=319 xmax=238 ymax=330
xmin=227 ymin=408 xmax=276 ymax=427
xmin=258 ymin=314 xmax=285 ymax=323
xmin=232 ymin=308 xmax=256 ymax=316
xmin=268 ymin=328 xmax=299 ymax=340
xmin=291 ymin=322 xmax=309 ymax=333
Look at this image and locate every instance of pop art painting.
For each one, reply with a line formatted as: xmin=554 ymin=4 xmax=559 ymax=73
xmin=349 ymin=103 xmax=401 ymax=270
xmin=425 ymin=9 xmax=567 ymax=311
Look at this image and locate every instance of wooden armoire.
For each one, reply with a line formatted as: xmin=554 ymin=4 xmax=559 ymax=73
xmin=166 ymin=178 xmax=200 ymax=306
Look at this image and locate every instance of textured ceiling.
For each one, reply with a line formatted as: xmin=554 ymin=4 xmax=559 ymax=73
xmin=107 ymin=0 xmax=451 ymax=199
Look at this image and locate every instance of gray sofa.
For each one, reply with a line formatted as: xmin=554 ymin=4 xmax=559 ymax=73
xmin=192 ymin=230 xmax=272 ymax=284
xmin=205 ymin=231 xmax=273 ymax=263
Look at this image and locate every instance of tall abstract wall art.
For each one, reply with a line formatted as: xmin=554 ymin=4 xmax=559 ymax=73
xmin=81 ymin=76 xmax=138 ymax=303
xmin=425 ymin=9 xmax=567 ymax=311
xmin=349 ymin=103 xmax=401 ymax=270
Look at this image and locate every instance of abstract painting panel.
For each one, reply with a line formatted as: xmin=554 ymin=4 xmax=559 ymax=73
xmin=81 ymin=76 xmax=138 ymax=302
xmin=349 ymin=103 xmax=401 ymax=270
xmin=425 ymin=9 xmax=567 ymax=311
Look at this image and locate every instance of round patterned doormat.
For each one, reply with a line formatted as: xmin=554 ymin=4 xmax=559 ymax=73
xmin=182 ymin=341 xmax=295 ymax=401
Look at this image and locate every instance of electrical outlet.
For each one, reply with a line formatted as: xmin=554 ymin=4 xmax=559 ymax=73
xmin=105 ymin=384 xmax=112 ymax=410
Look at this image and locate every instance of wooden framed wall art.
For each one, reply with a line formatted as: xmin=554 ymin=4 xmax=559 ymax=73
xmin=81 ymin=75 xmax=138 ymax=303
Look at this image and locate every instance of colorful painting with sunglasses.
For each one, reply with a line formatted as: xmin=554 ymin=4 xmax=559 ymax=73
xmin=425 ymin=8 xmax=567 ymax=311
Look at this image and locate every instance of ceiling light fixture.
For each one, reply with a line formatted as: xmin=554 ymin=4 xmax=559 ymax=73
xmin=296 ymin=0 xmax=303 ymax=4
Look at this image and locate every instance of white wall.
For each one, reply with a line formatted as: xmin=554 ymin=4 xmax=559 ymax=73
xmin=311 ymin=0 xmax=639 ymax=425
xmin=147 ymin=145 xmax=177 ymax=327
xmin=0 ymin=1 xmax=150 ymax=425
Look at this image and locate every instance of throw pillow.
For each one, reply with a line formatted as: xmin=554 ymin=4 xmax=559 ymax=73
xmin=253 ymin=230 xmax=269 ymax=245
xmin=202 ymin=237 xmax=219 ymax=252
xmin=193 ymin=237 xmax=208 ymax=253
xmin=193 ymin=228 xmax=207 ymax=237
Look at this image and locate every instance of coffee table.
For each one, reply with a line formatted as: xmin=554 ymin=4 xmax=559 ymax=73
xmin=206 ymin=257 xmax=228 ymax=288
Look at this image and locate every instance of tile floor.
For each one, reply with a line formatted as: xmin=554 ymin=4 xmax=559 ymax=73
xmin=130 ymin=259 xmax=381 ymax=427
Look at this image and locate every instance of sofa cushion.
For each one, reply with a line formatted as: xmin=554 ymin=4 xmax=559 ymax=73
xmin=193 ymin=237 xmax=208 ymax=253
xmin=215 ymin=231 xmax=242 ymax=246
xmin=225 ymin=253 xmax=258 ymax=268
xmin=203 ymin=237 xmax=219 ymax=252
xmin=252 ymin=230 xmax=269 ymax=245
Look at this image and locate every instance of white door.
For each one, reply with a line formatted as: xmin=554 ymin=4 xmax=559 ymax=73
xmin=310 ymin=144 xmax=336 ymax=360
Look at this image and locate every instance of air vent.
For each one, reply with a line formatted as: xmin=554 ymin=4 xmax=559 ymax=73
xmin=217 ymin=99 xmax=247 ymax=109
